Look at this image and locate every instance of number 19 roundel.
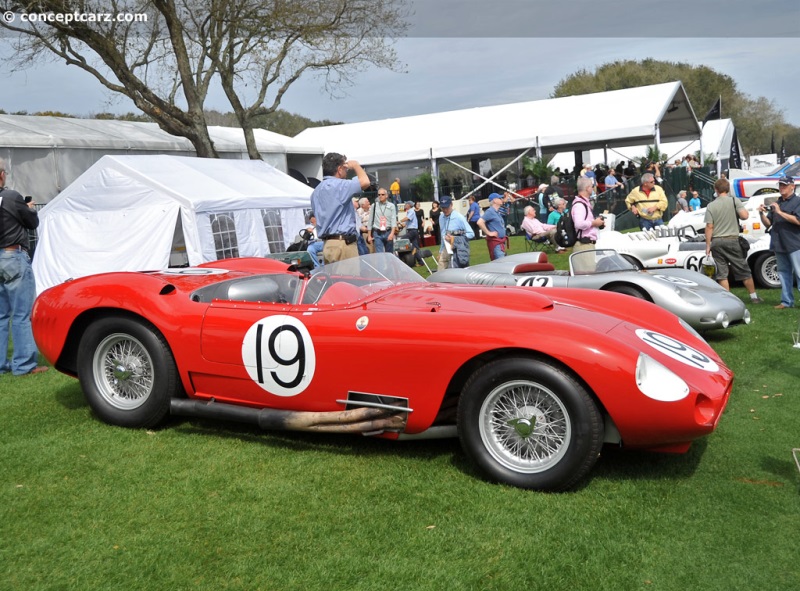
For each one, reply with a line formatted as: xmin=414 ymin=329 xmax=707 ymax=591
xmin=242 ymin=315 xmax=316 ymax=397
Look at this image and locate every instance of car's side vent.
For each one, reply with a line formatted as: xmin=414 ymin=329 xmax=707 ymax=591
xmin=159 ymin=284 xmax=176 ymax=295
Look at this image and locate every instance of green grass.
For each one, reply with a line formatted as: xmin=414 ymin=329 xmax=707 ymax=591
xmin=2 ymin=239 xmax=799 ymax=591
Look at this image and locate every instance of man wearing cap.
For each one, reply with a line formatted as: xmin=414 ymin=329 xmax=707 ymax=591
xmin=536 ymin=183 xmax=550 ymax=222
xmin=477 ymin=193 xmax=508 ymax=260
xmin=367 ymin=188 xmax=398 ymax=254
xmin=311 ymin=152 xmax=371 ymax=264
xmin=625 ymin=172 xmax=668 ymax=230
xmin=438 ymin=195 xmax=473 ymax=269
xmin=399 ymin=201 xmax=424 ymax=266
xmin=467 ymin=195 xmax=481 ymax=239
xmin=759 ymin=175 xmax=800 ymax=308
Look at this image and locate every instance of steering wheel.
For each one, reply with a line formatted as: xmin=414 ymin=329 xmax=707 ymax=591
xmin=302 ymin=273 xmax=330 ymax=304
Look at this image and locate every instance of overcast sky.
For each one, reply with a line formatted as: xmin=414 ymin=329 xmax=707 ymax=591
xmin=1 ymin=1 xmax=798 ymax=130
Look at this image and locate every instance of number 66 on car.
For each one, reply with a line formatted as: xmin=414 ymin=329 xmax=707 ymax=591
xmin=32 ymin=253 xmax=733 ymax=492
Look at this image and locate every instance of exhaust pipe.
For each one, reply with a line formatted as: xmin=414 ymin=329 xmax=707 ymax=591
xmin=170 ymin=398 xmax=407 ymax=434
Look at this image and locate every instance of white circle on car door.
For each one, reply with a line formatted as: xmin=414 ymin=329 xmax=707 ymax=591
xmin=241 ymin=315 xmax=316 ymax=396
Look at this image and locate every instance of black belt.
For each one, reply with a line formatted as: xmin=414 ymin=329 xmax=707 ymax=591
xmin=578 ymin=238 xmax=596 ymax=244
xmin=321 ymin=234 xmax=355 ymax=240
xmin=321 ymin=233 xmax=357 ymax=244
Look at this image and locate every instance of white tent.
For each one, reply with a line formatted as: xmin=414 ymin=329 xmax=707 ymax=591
xmin=548 ymin=118 xmax=737 ymax=171
xmin=33 ymin=155 xmax=312 ymax=294
xmin=294 ymin=82 xmax=700 ymax=166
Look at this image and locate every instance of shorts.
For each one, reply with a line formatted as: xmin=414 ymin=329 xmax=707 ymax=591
xmin=711 ymin=237 xmax=751 ymax=281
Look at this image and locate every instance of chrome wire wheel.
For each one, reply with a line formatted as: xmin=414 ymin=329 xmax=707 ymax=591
xmin=92 ymin=333 xmax=155 ymax=411
xmin=478 ymin=380 xmax=571 ymax=474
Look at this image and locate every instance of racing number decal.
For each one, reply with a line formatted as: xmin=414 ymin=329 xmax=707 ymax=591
xmin=652 ymin=275 xmax=698 ymax=287
xmin=242 ymin=315 xmax=316 ymax=396
xmin=684 ymin=254 xmax=702 ymax=272
xmin=516 ymin=276 xmax=553 ymax=287
xmin=635 ymin=329 xmax=719 ymax=372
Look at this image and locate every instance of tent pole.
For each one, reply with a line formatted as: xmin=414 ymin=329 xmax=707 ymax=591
xmin=431 ymin=149 xmax=439 ymax=201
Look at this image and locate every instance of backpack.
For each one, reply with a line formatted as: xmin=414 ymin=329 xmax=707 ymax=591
xmin=554 ymin=201 xmax=587 ymax=248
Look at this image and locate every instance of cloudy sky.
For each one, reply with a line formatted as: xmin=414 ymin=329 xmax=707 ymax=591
xmin=1 ymin=1 xmax=798 ymax=128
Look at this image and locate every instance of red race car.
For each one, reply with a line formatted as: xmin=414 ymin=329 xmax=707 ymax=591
xmin=32 ymin=253 xmax=732 ymax=491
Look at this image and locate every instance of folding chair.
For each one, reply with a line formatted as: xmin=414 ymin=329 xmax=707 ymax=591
xmin=418 ymin=248 xmax=438 ymax=274
xmin=524 ymin=233 xmax=552 ymax=253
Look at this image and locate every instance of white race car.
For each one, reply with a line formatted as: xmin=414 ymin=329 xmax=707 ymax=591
xmin=597 ymin=227 xmax=778 ymax=289
xmin=669 ymin=193 xmax=777 ymax=240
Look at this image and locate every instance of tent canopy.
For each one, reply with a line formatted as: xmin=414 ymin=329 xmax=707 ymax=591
xmin=549 ymin=118 xmax=736 ymax=170
xmin=33 ymin=155 xmax=312 ymax=293
xmin=295 ymin=82 xmax=700 ymax=166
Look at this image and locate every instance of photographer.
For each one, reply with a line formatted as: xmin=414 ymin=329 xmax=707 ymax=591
xmin=0 ymin=159 xmax=47 ymax=375
xmin=759 ymin=175 xmax=800 ymax=309
xmin=571 ymin=177 xmax=606 ymax=273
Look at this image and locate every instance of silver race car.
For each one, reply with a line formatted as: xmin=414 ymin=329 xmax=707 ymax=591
xmin=431 ymin=250 xmax=750 ymax=331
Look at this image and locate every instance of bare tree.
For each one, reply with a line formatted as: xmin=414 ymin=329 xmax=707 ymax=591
xmin=1 ymin=0 xmax=407 ymax=158
xmin=198 ymin=0 xmax=407 ymax=159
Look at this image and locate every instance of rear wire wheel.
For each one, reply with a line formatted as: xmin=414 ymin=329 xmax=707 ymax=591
xmin=77 ymin=316 xmax=179 ymax=428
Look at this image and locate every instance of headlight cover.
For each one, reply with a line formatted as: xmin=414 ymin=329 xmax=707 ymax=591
xmin=635 ymin=353 xmax=690 ymax=402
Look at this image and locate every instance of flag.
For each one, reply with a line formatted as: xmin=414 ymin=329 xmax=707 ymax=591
xmin=771 ymin=131 xmax=775 ymax=154
xmin=780 ymin=138 xmax=787 ymax=164
xmin=729 ymin=128 xmax=742 ymax=170
xmin=702 ymin=97 xmax=721 ymax=127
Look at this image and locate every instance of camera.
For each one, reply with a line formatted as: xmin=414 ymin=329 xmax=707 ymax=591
xmin=598 ymin=214 xmax=606 ymax=230
xmin=24 ymin=196 xmax=33 ymax=203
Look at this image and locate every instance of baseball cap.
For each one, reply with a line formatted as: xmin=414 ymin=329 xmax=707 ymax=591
xmin=439 ymin=195 xmax=453 ymax=208
xmin=538 ymin=183 xmax=548 ymax=190
xmin=488 ymin=192 xmax=503 ymax=201
xmin=405 ymin=200 xmax=414 ymax=207
xmin=778 ymin=175 xmax=794 ymax=185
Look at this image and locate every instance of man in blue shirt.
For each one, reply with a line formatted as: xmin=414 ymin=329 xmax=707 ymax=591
xmin=477 ymin=193 xmax=507 ymax=260
xmin=438 ymin=195 xmax=473 ymax=269
xmin=310 ymin=152 xmax=371 ymax=264
xmin=467 ymin=195 xmax=481 ymax=239
xmin=400 ymin=201 xmax=424 ymax=266
xmin=759 ymin=175 xmax=800 ymax=308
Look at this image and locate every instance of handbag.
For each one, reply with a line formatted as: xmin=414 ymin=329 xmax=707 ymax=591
xmin=729 ymin=197 xmax=749 ymax=257
xmin=738 ymin=236 xmax=750 ymax=258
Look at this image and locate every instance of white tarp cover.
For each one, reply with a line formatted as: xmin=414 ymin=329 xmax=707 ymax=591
xmin=294 ymin=82 xmax=700 ymax=166
xmin=33 ymin=155 xmax=312 ymax=293
xmin=548 ymin=119 xmax=736 ymax=170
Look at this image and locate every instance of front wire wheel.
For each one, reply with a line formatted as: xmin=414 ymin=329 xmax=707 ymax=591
xmin=478 ymin=380 xmax=571 ymax=474
xmin=459 ymin=357 xmax=603 ymax=491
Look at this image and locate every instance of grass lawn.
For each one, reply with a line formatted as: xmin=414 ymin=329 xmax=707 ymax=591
xmin=2 ymin=238 xmax=798 ymax=590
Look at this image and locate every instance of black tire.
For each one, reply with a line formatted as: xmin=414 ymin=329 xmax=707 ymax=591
xmin=752 ymin=252 xmax=780 ymax=289
xmin=457 ymin=357 xmax=603 ymax=491
xmin=77 ymin=316 xmax=179 ymax=428
xmin=605 ymin=284 xmax=648 ymax=300
xmin=621 ymin=255 xmax=643 ymax=270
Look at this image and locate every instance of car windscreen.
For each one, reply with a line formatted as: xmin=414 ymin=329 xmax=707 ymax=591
xmin=570 ymin=249 xmax=638 ymax=275
xmin=301 ymin=253 xmax=425 ymax=305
